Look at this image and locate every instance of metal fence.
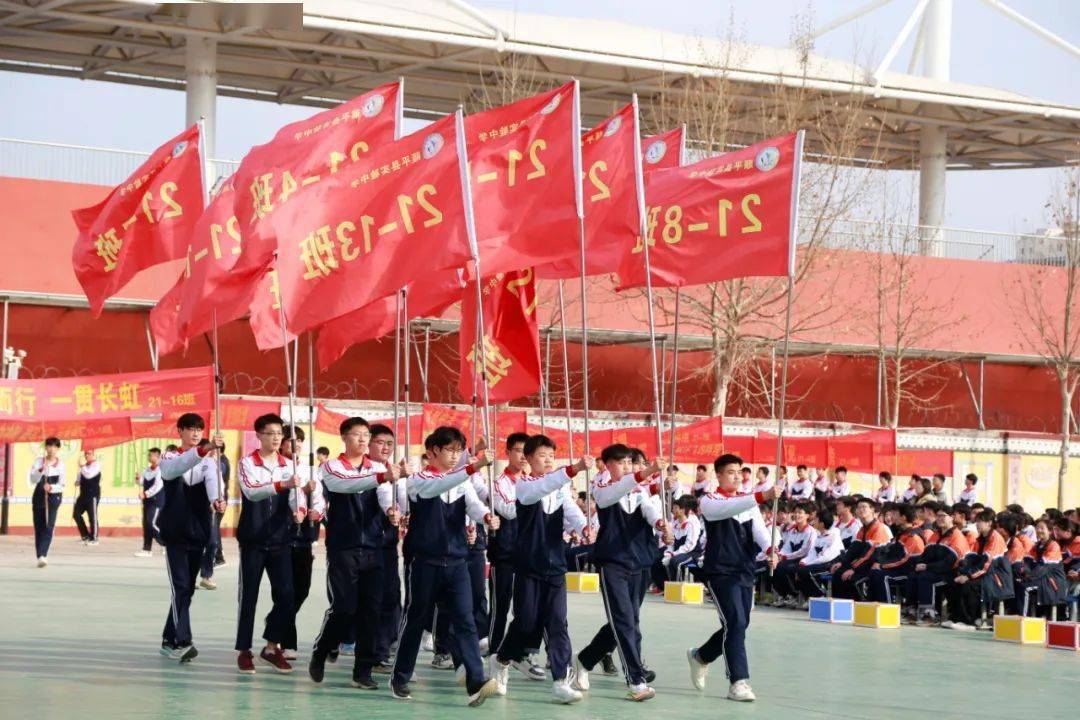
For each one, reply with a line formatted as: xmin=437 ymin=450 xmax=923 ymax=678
xmin=0 ymin=137 xmax=1067 ymax=266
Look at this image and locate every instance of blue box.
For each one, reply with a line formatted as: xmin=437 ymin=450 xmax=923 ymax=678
xmin=809 ymin=597 xmax=854 ymax=623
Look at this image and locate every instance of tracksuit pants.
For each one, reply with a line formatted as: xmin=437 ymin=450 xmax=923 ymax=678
xmin=907 ymin=569 xmax=951 ymax=611
xmin=487 ymin=561 xmax=514 ymax=654
xmin=393 ymin=559 xmax=486 ymax=693
xmin=283 ymin=544 xmax=314 ymax=651
xmin=236 ymin=544 xmax=294 ymax=651
xmin=141 ymin=502 xmax=162 ymax=552
xmin=771 ymin=559 xmax=803 ymax=597
xmin=497 ymin=573 xmax=572 ymax=681
xmin=374 ymin=542 xmax=402 ymax=662
xmin=200 ymin=512 xmax=222 ymax=580
xmin=31 ymin=490 xmax=61 ymax=558
xmin=467 ymin=549 xmax=489 ymax=641
xmin=73 ymin=492 xmax=99 ymax=541
xmin=795 ymin=562 xmax=834 ymax=599
xmin=946 ymin=578 xmax=983 ymax=625
xmin=867 ymin=562 xmax=914 ymax=604
xmin=163 ymin=543 xmax=204 ymax=647
xmin=314 ymin=547 xmax=383 ymax=677
xmin=831 ymin=567 xmax=872 ymax=600
xmin=578 ymin=563 xmax=647 ymax=685
xmin=697 ymin=578 xmax=753 ymax=683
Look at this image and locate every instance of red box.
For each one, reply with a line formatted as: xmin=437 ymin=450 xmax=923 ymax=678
xmin=1046 ymin=621 xmax=1079 ymax=651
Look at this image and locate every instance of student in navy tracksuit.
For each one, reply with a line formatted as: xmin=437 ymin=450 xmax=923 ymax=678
xmin=486 ymin=432 xmax=529 ymax=657
xmin=157 ymin=414 xmax=225 ymax=664
xmin=491 ymin=434 xmax=592 ymax=705
xmin=686 ymin=453 xmax=778 ymax=703
xmin=391 ymin=426 xmax=500 ymax=707
xmin=368 ymin=423 xmax=405 ymax=672
xmin=573 ymin=444 xmax=668 ymax=702
xmin=29 ymin=437 xmax=65 ymax=567
xmin=135 ymin=448 xmax=164 ymax=557
xmin=73 ymin=450 xmax=102 ymax=544
xmin=281 ymin=425 xmax=325 ymax=661
xmin=234 ymin=413 xmax=304 ymax=675
xmin=309 ymin=416 xmax=400 ymax=690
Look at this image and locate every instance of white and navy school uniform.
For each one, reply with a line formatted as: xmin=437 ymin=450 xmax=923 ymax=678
xmin=772 ymin=522 xmax=818 ymax=597
xmin=835 ymin=516 xmax=861 ymax=547
xmin=693 ymin=488 xmax=773 ymax=683
xmin=786 ymin=477 xmax=814 ymax=501
xmin=313 ymin=454 xmax=393 ymax=680
xmin=664 ymin=513 xmax=703 ymax=581
xmin=813 ymin=472 xmax=830 ymax=503
xmin=140 ymin=464 xmax=165 ymax=552
xmin=796 ymin=527 xmax=844 ymax=598
xmin=874 ymin=484 xmax=897 ymax=503
xmin=959 ymin=486 xmax=978 ymax=504
xmin=901 ymin=487 xmax=918 ymax=503
xmin=234 ymin=450 xmax=302 ymax=653
xmin=73 ymin=461 xmax=102 ymax=542
xmin=374 ymin=475 xmax=407 ymax=664
xmin=487 ymin=469 xmax=521 ymax=654
xmin=494 ymin=466 xmax=587 ymax=683
xmin=285 ymin=460 xmax=324 ymax=653
xmin=578 ymin=470 xmax=663 ymax=685
xmin=466 ymin=474 xmax=493 ymax=644
xmin=158 ymin=446 xmax=219 ymax=649
xmin=828 ymin=480 xmax=850 ymax=499
xmin=392 ymin=463 xmax=492 ymax=696
xmin=29 ymin=457 xmax=65 ymax=559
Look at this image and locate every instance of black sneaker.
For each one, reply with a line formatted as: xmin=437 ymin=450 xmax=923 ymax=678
xmin=327 ymin=649 xmax=339 ymax=664
xmin=352 ymin=675 xmax=379 ymax=690
xmin=160 ymin=641 xmax=177 ymax=657
xmin=372 ymin=661 xmax=394 ymax=674
xmin=391 ymin=682 xmax=412 ymax=700
xmin=600 ymin=654 xmax=618 ymax=676
xmin=309 ymin=652 xmax=326 ymax=683
xmin=643 ymin=663 xmax=656 ymax=684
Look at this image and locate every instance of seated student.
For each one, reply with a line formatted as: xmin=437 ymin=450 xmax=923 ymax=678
xmin=943 ymin=508 xmax=1008 ymax=630
xmin=827 ymin=467 xmax=850 ymax=500
xmin=757 ymin=502 xmax=790 ymax=579
xmin=1016 ymin=518 xmax=1067 ymax=617
xmin=959 ymin=474 xmax=979 ymax=505
xmin=786 ymin=465 xmax=814 ymax=502
xmin=914 ymin=502 xmax=941 ymax=544
xmin=913 ymin=477 xmax=937 ymax=506
xmin=833 ymin=497 xmax=861 ymax=548
xmin=829 ymin=498 xmax=893 ymax=599
xmin=659 ymin=496 xmax=703 ymax=584
xmin=1053 ymin=517 xmax=1080 ymax=600
xmin=812 ymin=468 xmax=830 ymax=505
xmin=738 ymin=466 xmax=754 ymax=494
xmin=951 ymin=503 xmax=978 ymax=547
xmin=905 ymin=505 xmax=970 ymax=624
xmin=1001 ymin=511 xmax=1035 ymax=570
xmin=900 ymin=475 xmax=921 ymax=503
xmin=770 ymin=503 xmax=816 ymax=607
xmin=873 ymin=471 xmax=896 ymax=504
xmin=794 ymin=508 xmax=844 ymax=603
xmin=931 ymin=474 xmax=949 ymax=503
xmin=749 ymin=467 xmax=772 ymax=494
xmin=692 ymin=465 xmax=710 ymax=497
xmin=867 ymin=504 xmax=926 ymax=604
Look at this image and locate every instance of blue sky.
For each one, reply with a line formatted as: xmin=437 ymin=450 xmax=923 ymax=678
xmin=1 ymin=0 xmax=1076 ymax=233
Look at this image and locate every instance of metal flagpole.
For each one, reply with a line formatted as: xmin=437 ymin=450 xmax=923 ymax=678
xmin=556 ymin=280 xmax=575 ymax=463
xmin=540 ymin=329 xmax=552 ymax=434
xmin=666 ymin=289 xmax=682 ymax=519
xmin=402 ymin=288 xmax=412 ymax=474
xmin=571 ymin=80 xmax=591 ymax=517
xmin=307 ymin=332 xmax=316 ymax=497
xmin=393 ymin=290 xmax=402 ymax=459
xmin=274 ymin=261 xmax=298 ymax=489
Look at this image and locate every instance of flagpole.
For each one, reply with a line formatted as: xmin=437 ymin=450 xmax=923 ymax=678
xmin=402 ymin=288 xmax=412 ymax=476
xmin=556 ymin=280 xmax=575 ymax=464
xmin=307 ymin=332 xmax=315 ymax=499
xmin=274 ymin=264 xmax=298 ymax=485
xmin=666 ymin=288 xmax=682 ymax=520
xmin=540 ymin=329 xmax=551 ymax=434
xmin=571 ymin=80 xmax=591 ymax=518
xmin=393 ymin=289 xmax=402 ymax=461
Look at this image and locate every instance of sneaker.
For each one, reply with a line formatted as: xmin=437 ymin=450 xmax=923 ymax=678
xmin=87 ymin=540 xmax=99 ymax=546
xmin=512 ymin=657 xmax=545 ymax=681
xmin=627 ymin=683 xmax=656 ymax=702
xmin=949 ymin=621 xmax=976 ymax=632
xmin=940 ymin=620 xmax=955 ymax=629
xmin=283 ymin=648 xmax=298 ymax=661
xmin=421 ymin=632 xmax=434 ymax=653
xmin=687 ymin=648 xmax=708 ymax=691
xmin=134 ymin=550 xmax=152 ymax=558
xmin=489 ymin=656 xmax=509 ymax=696
xmin=727 ymin=679 xmax=756 ymax=702
xmin=456 ymin=665 xmax=467 ymax=687
xmin=432 ymin=653 xmax=454 ymax=669
xmin=391 ymin=682 xmax=412 ymax=700
xmin=468 ymin=678 xmax=500 ymax=707
xmin=172 ymin=644 xmax=198 ymax=663
xmin=260 ymin=647 xmax=293 ymax=674
xmin=339 ymin=642 xmax=356 ymax=656
xmin=214 ymin=557 xmax=227 ymax=568
xmin=551 ymin=680 xmax=583 ymax=704
xmin=478 ymin=637 xmax=489 ymax=654
xmin=160 ymin=641 xmax=176 ymax=656
xmin=797 ymin=599 xmax=810 ymax=610
xmin=237 ymin=650 xmax=256 ymax=675
xmin=600 ymin=654 xmax=618 ymax=676
xmin=570 ymin=655 xmax=589 ymax=692
xmin=643 ymin=662 xmax=656 ymax=684
xmin=309 ymin=652 xmax=326 ymax=683
xmin=327 ymin=649 xmax=339 ymax=664
xmin=372 ymin=661 xmax=394 ymax=674
xmin=36 ymin=557 xmax=47 ymax=568
xmin=351 ymin=675 xmax=379 ymax=690
xmin=198 ymin=577 xmax=217 ymax=590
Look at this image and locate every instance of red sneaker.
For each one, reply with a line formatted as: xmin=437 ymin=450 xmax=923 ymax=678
xmin=260 ymin=647 xmax=293 ymax=674
xmin=237 ymin=650 xmax=256 ymax=675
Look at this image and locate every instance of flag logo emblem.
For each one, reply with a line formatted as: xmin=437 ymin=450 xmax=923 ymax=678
xmin=755 ymin=146 xmax=780 ymax=172
xmin=422 ymin=132 xmax=445 ymax=159
xmin=172 ymin=141 xmax=189 ymax=158
xmin=540 ymin=93 xmax=561 ymax=115
xmin=645 ymin=139 xmax=668 ymax=165
xmin=362 ymin=94 xmax=386 ymax=118
xmin=604 ymin=116 xmax=622 ymax=136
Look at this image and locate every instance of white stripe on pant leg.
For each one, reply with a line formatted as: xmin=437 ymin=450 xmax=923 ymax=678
xmin=707 ymin=580 xmax=731 ymax=681
xmin=236 ymin=549 xmax=244 ymax=649
xmin=313 ymin=554 xmax=335 ymax=651
xmin=164 ymin=549 xmax=179 ymax=632
xmin=393 ymin=558 xmax=419 ymax=677
xmin=598 ymin=566 xmax=632 ymax=685
xmin=487 ymin=565 xmax=497 ymax=644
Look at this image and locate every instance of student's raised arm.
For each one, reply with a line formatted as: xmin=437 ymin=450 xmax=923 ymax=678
xmin=491 ymin=474 xmax=517 ymax=520
xmin=323 ymin=459 xmax=393 ymax=494
xmin=160 ymin=446 xmax=212 ymax=481
xmin=698 ymin=487 xmax=774 ymax=522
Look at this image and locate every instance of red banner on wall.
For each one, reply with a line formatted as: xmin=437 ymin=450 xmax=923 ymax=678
xmin=422 ymin=404 xmax=528 ymax=452
xmin=753 ymin=432 xmax=830 ymax=468
xmin=0 ymin=418 xmax=134 ymax=446
xmin=828 ymin=429 xmax=897 ymax=472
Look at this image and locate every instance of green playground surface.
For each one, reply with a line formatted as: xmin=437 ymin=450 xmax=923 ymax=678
xmin=1 ymin=535 xmax=1075 ymax=720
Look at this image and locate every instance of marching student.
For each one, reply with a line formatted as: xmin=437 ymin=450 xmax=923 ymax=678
xmin=29 ymin=436 xmax=65 ymax=567
xmin=234 ymin=413 xmax=304 ymax=675
xmin=281 ymin=424 xmax=325 ymax=661
xmin=794 ymin=507 xmax=844 ymax=603
xmin=73 ymin=449 xmax=102 ymax=545
xmin=135 ymin=447 xmax=164 ymax=558
xmin=770 ymin=502 xmax=817 ymax=607
xmin=686 ymin=453 xmax=778 ymax=703
xmin=866 ymin=504 xmax=926 ymax=604
xmin=572 ymin=444 xmax=667 ymax=702
xmin=874 ymin=471 xmax=896 ymax=504
xmin=368 ymin=423 xmax=406 ymax=673
xmin=829 ymin=498 xmax=893 ymax=600
xmin=391 ymin=426 xmax=499 ymax=706
xmin=157 ymin=413 xmax=225 ymax=663
xmin=199 ymin=436 xmax=230 ymax=588
xmin=692 ymin=464 xmax=710 ymax=497
xmin=786 ymin=465 xmax=814 ymax=501
xmin=487 ymin=432 xmax=530 ymax=657
xmin=834 ymin=496 xmax=861 ymax=547
xmin=491 ymin=434 xmax=592 ymax=704
xmin=310 ymin=417 xmax=401 ymax=691
xmin=959 ymin=473 xmax=979 ymax=505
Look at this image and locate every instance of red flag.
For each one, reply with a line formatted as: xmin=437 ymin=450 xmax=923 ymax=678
xmin=459 ymin=268 xmax=541 ymax=404
xmin=250 ymin=269 xmax=296 ymax=351
xmin=231 ymin=82 xmax=403 ymax=283
xmin=619 ymin=131 xmax=804 ymax=289
xmin=72 ymin=124 xmax=204 ymax=316
xmin=536 ymin=102 xmax=637 ymax=280
xmin=273 ymin=112 xmax=473 ymax=335
xmin=642 ymin=126 xmax=685 ymax=170
xmin=316 ymin=268 xmax=465 ymax=371
xmin=465 ymin=82 xmax=581 ymax=278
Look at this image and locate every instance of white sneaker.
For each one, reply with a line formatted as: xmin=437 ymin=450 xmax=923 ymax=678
xmin=552 ymin=680 xmax=583 ymax=704
xmin=627 ymin=683 xmax=656 ymax=702
xmin=456 ymin=665 xmax=467 ymax=687
xmin=570 ymin=654 xmax=589 ymax=692
xmin=283 ymin=649 xmax=298 ymax=660
xmin=133 ymin=550 xmax=152 ymax=558
xmin=489 ymin=656 xmax=509 ymax=696
xmin=421 ymin=631 xmax=434 ymax=653
xmin=198 ymin=577 xmax=217 ymax=590
xmin=431 ymin=653 xmax=454 ymax=669
xmin=88 ymin=540 xmax=99 ymax=546
xmin=687 ymin=648 xmax=708 ymax=690
xmin=36 ymin=557 xmax=47 ymax=568
xmin=512 ymin=657 xmax=546 ymax=681
xmin=478 ymin=637 xmax=489 ymax=654
xmin=940 ymin=620 xmax=955 ymax=629
xmin=727 ymin=679 xmax=756 ymax=702
xmin=949 ymin=621 xmax=976 ymax=632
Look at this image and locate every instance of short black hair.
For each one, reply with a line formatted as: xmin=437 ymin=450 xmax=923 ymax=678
xmin=793 ymin=502 xmax=813 ymax=514
xmin=600 ymin=443 xmax=633 ymax=464
xmin=816 ymin=508 xmax=834 ymax=527
xmin=425 ymin=425 xmax=466 ymax=451
xmin=44 ymin=436 xmax=61 ymax=448
xmin=676 ymin=495 xmax=699 ymax=513
xmin=951 ymin=502 xmax=972 ymax=520
xmin=176 ymin=412 xmax=205 ymax=431
xmin=316 ymin=446 xmax=330 ymax=456
xmin=996 ymin=512 xmax=1019 ymax=537
xmin=254 ymin=413 xmax=284 ymax=433
xmin=148 ymin=447 xmax=162 ymax=455
xmin=965 ymin=473 xmax=979 ymax=485
xmin=796 ymin=464 xmax=807 ymax=471
xmin=920 ymin=501 xmax=941 ymax=514
xmin=933 ymin=473 xmax=946 ymax=483
xmin=524 ymin=434 xmax=556 ymax=457
xmin=667 ymin=464 xmax=680 ymax=473
xmin=340 ymin=416 xmax=370 ymax=436
xmin=837 ymin=496 xmax=858 ymax=511
xmin=716 ymin=454 xmax=743 ymax=474
xmin=836 ymin=466 xmax=848 ymax=474
xmin=577 ymin=491 xmax=587 ymax=501
xmin=976 ymin=508 xmax=996 ymax=524
xmin=879 ymin=471 xmax=892 ymax=482
xmin=369 ymin=423 xmax=394 ymax=439
xmin=758 ymin=466 xmax=770 ymax=477
xmin=165 ymin=444 xmax=179 ymax=453
xmin=506 ymin=432 xmax=529 ymax=451
xmin=630 ymin=448 xmax=646 ymax=464
xmin=856 ymin=497 xmax=879 ymax=512
xmin=696 ymin=464 xmax=708 ymax=472
xmin=283 ymin=424 xmax=305 ymax=442
xmin=897 ymin=504 xmax=918 ymax=524
xmin=741 ymin=466 xmax=752 ymax=473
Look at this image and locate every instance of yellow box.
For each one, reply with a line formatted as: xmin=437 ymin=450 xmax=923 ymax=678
xmin=565 ymin=572 xmax=599 ymax=593
xmin=993 ymin=615 xmax=1047 ymax=644
xmin=853 ymin=602 xmax=901 ymax=628
xmin=664 ymin=581 xmax=705 ymax=605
